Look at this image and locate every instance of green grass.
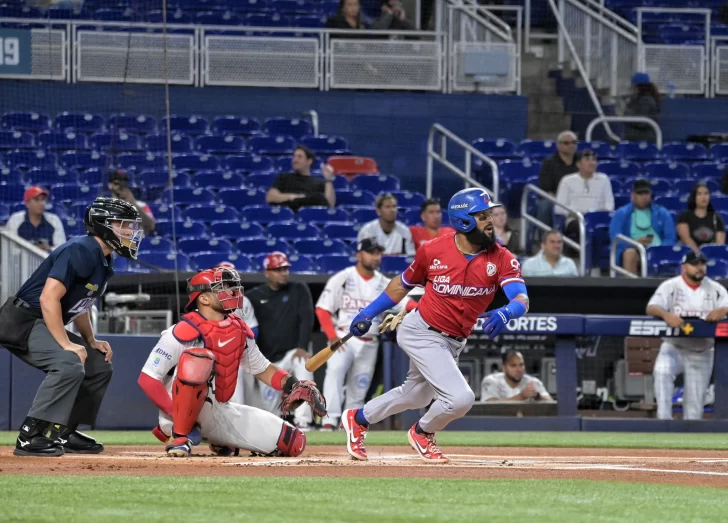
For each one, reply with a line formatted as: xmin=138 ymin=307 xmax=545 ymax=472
xmin=2 ymin=430 xmax=728 ymax=449
xmin=0 ymin=475 xmax=726 ymax=523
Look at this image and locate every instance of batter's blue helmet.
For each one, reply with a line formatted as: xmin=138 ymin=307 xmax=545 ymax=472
xmin=447 ymin=188 xmax=501 ymax=233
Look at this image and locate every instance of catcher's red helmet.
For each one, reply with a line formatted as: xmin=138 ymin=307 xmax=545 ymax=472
xmin=263 ymin=251 xmax=291 ymax=270
xmin=185 ymin=267 xmax=243 ymax=312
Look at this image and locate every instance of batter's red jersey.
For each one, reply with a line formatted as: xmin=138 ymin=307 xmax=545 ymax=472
xmin=401 ymin=231 xmax=524 ymax=338
xmin=409 ymin=225 xmax=455 ymax=252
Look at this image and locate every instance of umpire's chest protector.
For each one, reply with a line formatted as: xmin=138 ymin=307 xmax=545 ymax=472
xmin=173 ymin=312 xmax=254 ymax=403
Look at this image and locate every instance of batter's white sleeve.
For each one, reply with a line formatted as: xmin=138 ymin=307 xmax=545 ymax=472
xmin=480 ymin=375 xmax=499 ymax=401
xmin=241 ymin=338 xmax=271 ymax=376
xmin=141 ymin=328 xmax=186 ymax=380
xmin=647 ymin=279 xmax=675 ymax=310
xmin=316 ymin=269 xmax=347 ymax=314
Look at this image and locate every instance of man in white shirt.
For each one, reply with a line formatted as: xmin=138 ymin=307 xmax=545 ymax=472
xmin=480 ymin=350 xmax=552 ymax=402
xmin=6 ymin=186 xmax=66 ymax=251
xmin=521 ymin=230 xmax=578 ymax=277
xmin=646 ymin=251 xmax=728 ymax=420
xmin=357 ymin=193 xmax=415 ymax=255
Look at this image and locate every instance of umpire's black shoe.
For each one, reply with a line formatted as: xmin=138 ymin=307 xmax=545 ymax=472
xmin=51 ymin=425 xmax=104 ymax=454
xmin=14 ymin=418 xmax=64 ymax=457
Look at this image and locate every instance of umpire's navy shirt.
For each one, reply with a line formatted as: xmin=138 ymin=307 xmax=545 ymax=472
xmin=16 ymin=235 xmax=115 ymax=325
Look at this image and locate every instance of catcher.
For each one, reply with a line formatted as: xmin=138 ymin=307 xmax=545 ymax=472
xmin=137 ymin=266 xmax=326 ymax=457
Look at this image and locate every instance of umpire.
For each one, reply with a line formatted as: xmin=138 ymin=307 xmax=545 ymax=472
xmin=0 ymin=197 xmax=143 ymax=457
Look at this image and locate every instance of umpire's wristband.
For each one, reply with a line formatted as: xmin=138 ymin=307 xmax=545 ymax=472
xmin=283 ymin=375 xmax=299 ymax=395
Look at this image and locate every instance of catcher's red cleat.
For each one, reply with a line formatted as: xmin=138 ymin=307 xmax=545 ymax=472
xmin=341 ymin=409 xmax=368 ymax=461
xmin=407 ymin=424 xmax=449 ymax=464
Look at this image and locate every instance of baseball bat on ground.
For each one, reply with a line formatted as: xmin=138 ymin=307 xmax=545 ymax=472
xmin=305 ymin=322 xmax=369 ymax=372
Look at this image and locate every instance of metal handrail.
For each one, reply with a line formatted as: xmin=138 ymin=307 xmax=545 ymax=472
xmin=426 ymin=124 xmax=498 ymax=200
xmin=0 ymin=231 xmax=49 ymax=305
xmin=519 ymin=184 xmax=587 ymax=276
xmin=548 ymin=0 xmax=621 ymax=143
xmin=456 ymin=0 xmax=513 ymax=41
xmin=609 ymin=233 xmax=648 ymax=278
xmin=563 ymin=0 xmax=639 ymax=43
xmin=302 ymin=110 xmax=319 ymax=137
xmin=581 ymin=0 xmax=639 ymax=36
xmin=585 ymin=116 xmax=662 ymax=148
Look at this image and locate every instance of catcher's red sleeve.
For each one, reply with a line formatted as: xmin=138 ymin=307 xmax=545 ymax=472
xmin=138 ymin=372 xmax=173 ymax=417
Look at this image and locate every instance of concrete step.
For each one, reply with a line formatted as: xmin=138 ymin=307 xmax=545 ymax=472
xmin=527 ymin=94 xmax=564 ymax=114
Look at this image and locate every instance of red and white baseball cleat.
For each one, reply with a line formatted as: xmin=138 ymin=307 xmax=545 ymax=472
xmin=407 ymin=424 xmax=449 ymax=464
xmin=341 ymin=409 xmax=368 ymax=460
xmin=166 ymin=437 xmax=192 ymax=457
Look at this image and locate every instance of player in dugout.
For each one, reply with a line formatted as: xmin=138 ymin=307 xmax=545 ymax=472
xmin=480 ymin=350 xmax=553 ymax=402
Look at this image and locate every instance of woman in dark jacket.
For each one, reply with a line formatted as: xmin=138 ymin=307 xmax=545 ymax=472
xmin=677 ymin=182 xmax=726 ymax=252
xmin=326 ymin=0 xmax=369 ymax=32
xmin=625 ymin=72 xmax=661 ymax=143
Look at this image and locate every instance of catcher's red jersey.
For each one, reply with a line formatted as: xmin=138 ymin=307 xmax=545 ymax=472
xmin=401 ymin=231 xmax=524 ymax=338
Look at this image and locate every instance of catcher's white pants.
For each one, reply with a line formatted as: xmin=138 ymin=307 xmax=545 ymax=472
xmin=158 ymin=390 xmax=286 ymax=454
xmin=254 ymin=348 xmax=314 ymax=425
xmin=321 ymin=329 xmax=379 ymax=427
xmin=653 ymin=342 xmax=714 ymax=420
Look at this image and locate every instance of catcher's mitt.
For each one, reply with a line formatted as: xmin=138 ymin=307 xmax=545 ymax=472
xmin=379 ymin=310 xmax=408 ymax=334
xmin=280 ymin=380 xmax=327 ymax=417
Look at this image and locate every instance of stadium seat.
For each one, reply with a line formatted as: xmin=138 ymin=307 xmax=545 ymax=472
xmin=212 ymin=116 xmax=261 ymax=136
xmin=27 ymin=168 xmax=77 ymax=186
xmin=178 ymin=237 xmax=234 ymax=255
xmin=190 ymin=252 xmax=252 ymax=271
xmin=518 ymin=139 xmax=556 ymax=160
xmin=248 ymin=135 xmax=296 ymax=155
xmin=391 ymin=190 xmax=426 ymax=209
xmin=210 ymin=220 xmax=266 ymax=239
xmin=498 ymin=158 xmax=542 ymax=197
xmin=646 ymin=245 xmax=691 ymax=276
xmin=0 ymin=203 xmax=9 ymax=224
xmin=196 ymin=135 xmax=246 ymax=154
xmin=350 ymin=208 xmax=378 ymax=224
xmin=578 ymin=141 xmax=617 ymax=160
xmin=647 ymin=178 xmax=671 ymax=195
xmin=351 ymin=174 xmax=399 ymax=193
xmin=330 ymin=175 xmax=350 ymax=190
xmin=162 ymin=187 xmax=216 ymax=205
xmin=710 ymin=198 xmax=728 ymax=213
xmin=267 ymin=221 xmax=320 ymax=241
xmin=145 ymin=133 xmax=192 ymax=153
xmin=653 ymin=196 xmax=684 ymax=212
xmin=335 ymin=190 xmax=376 ymax=207
xmin=328 ymin=156 xmax=378 ymax=177
xmin=162 ymin=115 xmax=210 ymax=136
xmin=138 ymin=170 xmax=177 ymax=189
xmin=155 ymin=220 xmax=208 ymax=239
xmin=707 ymin=258 xmax=728 ymax=279
xmin=182 ymin=204 xmax=239 ymax=222
xmin=316 ymin=254 xmax=357 ymax=273
xmin=692 ymin=163 xmax=725 ymax=179
xmin=63 ymin=218 xmax=86 ymax=237
xmin=137 ymin=251 xmax=192 ymax=271
xmin=172 ymin=154 xmax=220 ymax=172
xmin=193 ymin=171 xmax=245 ymax=190
xmin=0 ymin=184 xmax=27 ymax=203
xmin=60 ymin=151 xmax=108 ymax=171
xmin=710 ymin=143 xmax=728 ymax=162
xmin=2 ymin=112 xmax=51 ymax=132
xmin=271 ymin=0 xmax=310 ymax=14
xmin=471 ymin=138 xmax=519 ymax=160
xmin=55 ymin=112 xmax=105 ymax=133
xmin=584 ymin=211 xmax=615 ymax=270
xmin=403 ymin=208 xmax=422 ymax=226
xmin=196 ymin=10 xmax=243 ymax=25
xmin=225 ymin=155 xmax=274 ymax=173
xmin=297 ymin=206 xmax=350 ymax=224
xmin=246 ymin=171 xmax=279 ymax=189
xmin=262 ymin=118 xmax=312 ymax=140
xmin=65 ymin=202 xmax=89 ymax=220
xmin=379 ymin=256 xmax=412 ymax=274
xmin=146 ymin=203 xmax=181 ymax=221
xmin=598 ymin=160 xmax=642 ymax=178
xmin=108 ymin=114 xmax=156 ymax=133
xmin=322 ymin=222 xmax=360 ymax=242
xmin=299 ymin=135 xmax=350 ymax=155
xmin=642 ymin=162 xmax=690 ymax=179
xmin=700 ymin=245 xmax=728 ymax=261
xmin=292 ymin=14 xmax=326 ymax=29
xmin=0 ymin=168 xmax=23 ymax=185
xmin=617 ymin=142 xmax=661 ymax=162
xmin=240 ymin=205 xmax=295 ymax=223
xmin=143 ymin=236 xmax=175 ymax=254
xmin=0 ymin=131 xmax=34 ymax=149
xmin=294 ymin=238 xmax=349 ymax=255
xmin=93 ymin=8 xmax=135 ymax=21
xmin=37 ymin=131 xmax=88 ymax=151
xmin=51 ymin=184 xmax=99 ymax=203
xmin=662 ymin=142 xmax=708 ymax=162
xmin=236 ymin=238 xmax=291 ymax=256
xmin=117 ymin=153 xmax=167 ymax=172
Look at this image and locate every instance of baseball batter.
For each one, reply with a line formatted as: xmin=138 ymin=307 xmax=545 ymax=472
xmin=344 ymin=188 xmax=529 ymax=463
xmin=137 ymin=267 xmax=325 ymax=457
xmin=315 ymin=238 xmax=397 ymax=430
xmin=646 ymin=251 xmax=728 ymax=420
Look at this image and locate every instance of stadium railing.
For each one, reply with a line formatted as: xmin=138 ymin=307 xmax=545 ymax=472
xmin=0 ymin=230 xmax=47 ymax=305
xmin=709 ymin=36 xmax=728 ymax=97
xmin=585 ymin=115 xmax=663 ymax=148
xmin=609 ymin=233 xmax=648 ymax=278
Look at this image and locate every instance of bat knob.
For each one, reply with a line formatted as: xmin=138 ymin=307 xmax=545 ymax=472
xmin=355 ymin=321 xmax=369 ymax=332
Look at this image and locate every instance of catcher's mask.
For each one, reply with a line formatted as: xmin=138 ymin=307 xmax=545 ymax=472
xmin=185 ymin=267 xmax=244 ymax=312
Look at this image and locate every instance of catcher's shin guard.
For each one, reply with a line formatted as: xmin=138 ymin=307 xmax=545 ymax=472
xmin=172 ymin=348 xmax=215 ymax=436
xmin=276 ymin=423 xmax=306 ymax=457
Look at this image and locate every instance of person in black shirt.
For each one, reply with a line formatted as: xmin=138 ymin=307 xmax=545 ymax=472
xmin=246 ymin=252 xmax=316 ymax=429
xmin=266 ymin=145 xmax=336 ymax=212
xmin=677 ymin=182 xmax=726 ymax=251
xmin=536 ymin=131 xmax=579 ymax=235
xmin=326 ymin=0 xmax=369 ymax=35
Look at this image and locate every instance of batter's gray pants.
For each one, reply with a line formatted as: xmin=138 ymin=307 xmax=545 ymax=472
xmin=362 ymin=310 xmax=473 ymax=433
xmin=10 ymin=319 xmax=113 ymax=428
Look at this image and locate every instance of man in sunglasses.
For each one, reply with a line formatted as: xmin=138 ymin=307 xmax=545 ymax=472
xmin=536 ymin=131 xmax=579 ymax=233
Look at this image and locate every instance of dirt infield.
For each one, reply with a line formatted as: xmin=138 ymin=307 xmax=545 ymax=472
xmin=2 ymin=445 xmax=728 ymax=487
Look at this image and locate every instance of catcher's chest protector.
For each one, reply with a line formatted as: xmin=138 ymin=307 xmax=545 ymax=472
xmin=174 ymin=312 xmax=253 ymax=403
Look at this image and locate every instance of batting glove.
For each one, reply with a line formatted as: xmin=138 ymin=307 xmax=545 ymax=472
xmin=481 ymin=305 xmax=513 ymax=340
xmin=350 ymin=310 xmax=373 ymax=336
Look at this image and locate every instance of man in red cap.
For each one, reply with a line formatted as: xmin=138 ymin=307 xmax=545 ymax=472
xmin=245 ymin=252 xmax=316 ymax=430
xmin=6 ymin=186 xmax=66 ymax=252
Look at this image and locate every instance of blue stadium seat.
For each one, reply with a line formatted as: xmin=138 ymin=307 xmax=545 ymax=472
xmin=190 ymin=252 xmax=251 ymax=271
xmin=335 ymin=190 xmax=376 ymax=207
xmin=178 ymin=237 xmax=234 ymax=255
xmin=646 ymin=245 xmax=691 ymax=276
xmin=403 ymin=208 xmax=422 ymax=226
xmin=196 ymin=135 xmax=246 ymax=154
xmin=316 ymin=254 xmax=357 ymax=273
xmin=583 ymin=210 xmax=614 ymax=270
xmin=225 ymin=155 xmax=274 ymax=173
xmin=63 ymin=218 xmax=86 ymax=237
xmin=93 ymin=8 xmax=135 ymax=21
xmin=60 ymin=151 xmax=108 ymax=171
xmin=700 ymin=244 xmax=728 ymax=261
xmin=294 ymin=238 xmax=349 ymax=255
xmin=297 ymin=206 xmax=350 ymax=224
xmin=672 ymin=179 xmax=699 ymax=195
xmin=196 ymin=10 xmax=243 ymax=25
xmin=138 ymin=170 xmax=174 ymax=188
xmin=299 ymin=135 xmax=350 ymax=155
xmin=292 ymin=15 xmax=325 ymax=28
xmin=172 ymin=154 xmax=220 ymax=172
xmin=598 ymin=160 xmax=642 ymax=177
xmin=617 ymin=142 xmax=661 ymax=162
xmin=351 ymin=174 xmax=399 ymax=193
xmin=267 ymin=221 xmax=320 ymax=241
xmin=155 ymin=220 xmax=208 ymax=238
xmin=518 ymin=139 xmax=556 ymax=160
xmin=148 ymin=10 xmax=194 ymax=24
xmin=137 ymin=251 xmax=192 ymax=271
xmin=108 ymin=114 xmax=156 ymax=133
xmin=5 ymin=150 xmax=56 ymax=170
xmin=218 ymin=188 xmax=268 ymax=208
xmin=277 ymin=157 xmax=294 ymax=172
xmin=262 ymin=118 xmax=311 ymax=139
xmin=146 ymin=203 xmax=181 ymax=221
xmin=653 ymin=196 xmax=684 ymax=212
xmin=55 ymin=112 xmax=105 ymax=133
xmin=2 ymin=112 xmax=51 ymax=132
xmin=578 ymin=141 xmax=617 ymax=160
xmin=162 ymin=115 xmax=210 ymax=136
xmin=236 ymin=238 xmax=291 ymax=256
xmin=710 ymin=198 xmax=728 ymax=213
xmin=322 ymin=222 xmax=360 ymax=241
xmin=271 ymin=0 xmax=309 ymax=14
xmin=391 ymin=190 xmax=426 ymax=209
xmin=642 ymin=161 xmax=690 ymax=179
xmin=0 ymin=131 xmax=34 ymax=149
xmin=255 ymin=253 xmax=315 ymax=273
xmin=0 ymin=168 xmax=23 ymax=185
xmin=210 ymin=220 xmax=266 ymax=239
xmin=707 ymin=258 xmax=728 ymax=279
xmin=350 ymin=208 xmax=378 ymax=224
xmin=663 ymin=142 xmax=708 ymax=162
xmin=66 ymin=202 xmax=90 ymax=220
xmin=143 ymin=236 xmax=175 ymax=254
xmin=145 ymin=133 xmax=192 ymax=153
xmin=692 ymin=162 xmax=725 ymax=179
xmin=329 ymin=175 xmax=349 ymax=190
xmin=0 ymin=203 xmax=9 ymax=224
xmin=471 ymin=138 xmax=519 ymax=160
xmin=212 ymin=116 xmax=261 ymax=136
xmin=710 ymin=143 xmax=728 ymax=162
xmin=193 ymin=171 xmax=245 ymax=190
xmin=497 ymin=158 xmax=541 ymax=195
xmin=117 ymin=153 xmax=167 ymax=172
xmin=182 ymin=204 xmax=238 ymax=222
xmin=0 ymin=184 xmax=28 ymax=203
xmin=248 ymin=135 xmax=296 ymax=155
xmin=240 ymin=205 xmax=295 ymax=223
xmin=38 ymin=131 xmax=88 ymax=151
xmin=51 ymin=184 xmax=99 ymax=203
xmin=647 ymin=178 xmax=671 ymax=195
xmin=27 ymin=168 xmax=77 ymax=186
xmin=246 ymin=171 xmax=279 ymax=189
xmin=379 ymin=256 xmax=412 ymax=274
xmin=163 ymin=187 xmax=216 ymax=205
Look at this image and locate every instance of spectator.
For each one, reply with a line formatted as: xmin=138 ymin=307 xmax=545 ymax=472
xmin=677 ymin=182 xmax=725 ymax=252
xmin=326 ymin=0 xmax=369 ymax=33
xmin=624 ymin=72 xmax=660 ymax=143
xmin=5 ymin=186 xmax=65 ymax=251
xmin=267 ymin=145 xmax=335 ymax=212
xmin=107 ymin=169 xmax=156 ymax=234
xmin=372 ymin=0 xmax=414 ymax=31
xmin=480 ymin=350 xmax=553 ymax=402
xmin=555 ymin=150 xmax=614 ymax=256
xmin=609 ymin=179 xmax=676 ymax=275
xmin=357 ymin=193 xmax=415 ymax=255
xmin=491 ymin=205 xmax=518 ymax=252
xmin=521 ymin=230 xmax=578 ymax=277
xmin=409 ymin=198 xmax=453 ymax=251
xmin=536 ymin=130 xmax=579 ymax=230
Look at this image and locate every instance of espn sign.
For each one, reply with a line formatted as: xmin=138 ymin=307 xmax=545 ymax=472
xmin=628 ymin=320 xmax=681 ymax=336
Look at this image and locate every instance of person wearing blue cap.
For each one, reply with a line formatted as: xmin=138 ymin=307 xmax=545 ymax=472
xmin=625 ymin=72 xmax=660 ymax=142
